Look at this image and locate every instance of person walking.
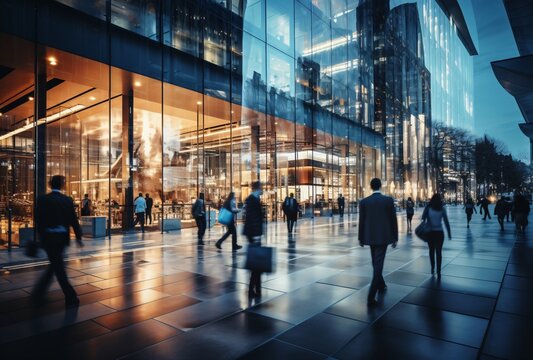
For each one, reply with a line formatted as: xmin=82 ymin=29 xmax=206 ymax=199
xmin=243 ymin=181 xmax=264 ymax=297
xmin=358 ymin=178 xmax=398 ymax=306
xmin=215 ymin=192 xmax=242 ymax=250
xmin=405 ymin=197 xmax=415 ymax=233
xmin=494 ymin=197 xmax=507 ymax=231
xmin=32 ymin=175 xmax=83 ymax=307
xmin=192 ymin=192 xmax=207 ymax=245
xmin=80 ymin=193 xmax=92 ymax=216
xmin=463 ymin=197 xmax=477 ymax=228
xmin=145 ymin=193 xmax=153 ymax=225
xmin=132 ymin=192 xmax=146 ymax=232
xmin=505 ymin=196 xmax=514 ymax=222
xmin=480 ymin=197 xmax=491 ymax=220
xmin=513 ymin=191 xmax=530 ymax=233
xmin=421 ymin=194 xmax=451 ymax=277
xmin=282 ymin=193 xmax=299 ymax=236
xmin=337 ymin=194 xmax=345 ymax=217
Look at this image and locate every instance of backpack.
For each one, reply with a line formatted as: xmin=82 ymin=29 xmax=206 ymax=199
xmin=192 ymin=200 xmax=203 ymax=217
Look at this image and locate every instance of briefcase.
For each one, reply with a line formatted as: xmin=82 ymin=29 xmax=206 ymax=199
xmin=245 ymin=244 xmax=274 ymax=273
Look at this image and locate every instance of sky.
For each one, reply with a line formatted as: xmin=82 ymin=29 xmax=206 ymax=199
xmin=466 ymin=0 xmax=529 ymax=163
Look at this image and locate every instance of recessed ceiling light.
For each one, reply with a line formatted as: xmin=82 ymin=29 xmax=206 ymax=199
xmin=89 ymin=96 xmax=96 ymax=101
xmin=48 ymin=57 xmax=57 ymax=66
xmin=134 ymin=81 xmax=142 ymax=87
xmin=196 ymin=101 xmax=202 ymax=105
xmin=28 ymin=96 xmax=34 ymax=101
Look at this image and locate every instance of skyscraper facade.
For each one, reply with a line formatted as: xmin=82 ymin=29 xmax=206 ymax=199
xmin=0 ymin=0 xmax=475 ymax=248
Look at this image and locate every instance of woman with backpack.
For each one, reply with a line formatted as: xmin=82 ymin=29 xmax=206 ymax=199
xmin=422 ymin=194 xmax=452 ymax=277
xmin=463 ymin=197 xmax=477 ymax=228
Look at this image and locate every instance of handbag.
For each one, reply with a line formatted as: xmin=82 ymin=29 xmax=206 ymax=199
xmin=245 ymin=244 xmax=274 ymax=273
xmin=415 ymin=220 xmax=432 ymax=242
xmin=217 ymin=207 xmax=233 ymax=225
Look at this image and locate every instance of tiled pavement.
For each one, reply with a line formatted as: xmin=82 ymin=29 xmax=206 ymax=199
xmin=0 ymin=206 xmax=532 ymax=359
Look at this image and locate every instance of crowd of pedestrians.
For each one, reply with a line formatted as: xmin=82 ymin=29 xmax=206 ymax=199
xmin=29 ymin=173 xmax=530 ymax=309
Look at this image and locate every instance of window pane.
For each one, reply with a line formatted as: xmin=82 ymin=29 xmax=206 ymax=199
xmin=111 ymin=0 xmax=160 ymax=41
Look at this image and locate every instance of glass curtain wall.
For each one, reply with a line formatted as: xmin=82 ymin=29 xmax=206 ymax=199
xmin=0 ymin=34 xmax=35 ymax=247
xmin=0 ymin=0 xmax=390 ymax=249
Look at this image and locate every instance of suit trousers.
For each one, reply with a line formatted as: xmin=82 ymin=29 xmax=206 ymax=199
xmin=33 ymin=238 xmax=77 ymax=302
xmin=369 ymin=245 xmax=387 ymax=301
xmin=286 ymin=217 xmax=296 ymax=233
xmin=146 ymin=208 xmax=152 ymax=224
xmin=247 ymin=235 xmax=261 ymax=294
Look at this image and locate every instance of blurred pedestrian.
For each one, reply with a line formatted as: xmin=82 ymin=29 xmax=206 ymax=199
xmin=358 ymin=178 xmax=398 ymax=306
xmin=405 ymin=197 xmax=415 ymax=233
xmin=282 ymin=193 xmax=299 ymax=236
xmin=32 ymin=175 xmax=83 ymax=308
xmin=463 ymin=197 xmax=477 ymax=228
xmin=422 ymin=194 xmax=451 ymax=277
xmin=215 ymin=192 xmax=242 ymax=250
xmin=494 ymin=197 xmax=507 ymax=231
xmin=243 ymin=181 xmax=264 ymax=297
xmin=479 ymin=197 xmax=491 ymax=220
xmin=80 ymin=193 xmax=92 ymax=216
xmin=132 ymin=193 xmax=146 ymax=232
xmin=337 ymin=193 xmax=345 ymax=217
xmin=513 ymin=191 xmax=530 ymax=233
xmin=145 ymin=193 xmax=153 ymax=225
xmin=505 ymin=196 xmax=514 ymax=222
xmin=192 ymin=192 xmax=206 ymax=245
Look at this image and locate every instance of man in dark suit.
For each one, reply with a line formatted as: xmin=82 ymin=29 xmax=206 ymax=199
xmin=32 ymin=175 xmax=83 ymax=307
xmin=358 ymin=178 xmax=398 ymax=306
xmin=282 ymin=193 xmax=298 ymax=235
xmin=243 ymin=181 xmax=264 ymax=297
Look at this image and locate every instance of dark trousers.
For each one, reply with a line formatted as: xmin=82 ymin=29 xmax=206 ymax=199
xmin=247 ymin=235 xmax=261 ymax=294
xmin=146 ymin=208 xmax=152 ymax=224
xmin=195 ymin=216 xmax=207 ymax=241
xmin=287 ymin=216 xmax=296 ymax=233
xmin=497 ymin=215 xmax=505 ymax=230
xmin=482 ymin=206 xmax=491 ymax=220
xmin=133 ymin=212 xmax=145 ymax=231
xmin=339 ymin=206 xmax=344 ymax=217
xmin=33 ymin=239 xmax=77 ymax=303
xmin=427 ymin=231 xmax=444 ymax=274
xmin=466 ymin=213 xmax=473 ymax=224
xmin=216 ymin=221 xmax=237 ymax=247
xmin=368 ymin=245 xmax=387 ymax=301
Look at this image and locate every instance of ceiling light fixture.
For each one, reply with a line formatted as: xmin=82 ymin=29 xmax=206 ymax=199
xmin=48 ymin=57 xmax=58 ymax=66
xmin=89 ymin=96 xmax=96 ymax=101
xmin=134 ymin=81 xmax=142 ymax=87
xmin=28 ymin=96 xmax=34 ymax=101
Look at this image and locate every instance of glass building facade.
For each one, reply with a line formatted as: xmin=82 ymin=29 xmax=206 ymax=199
xmin=391 ymin=0 xmax=475 ymax=131
xmin=0 ymin=0 xmax=475 ymax=248
xmin=0 ymin=0 xmax=387 ymax=247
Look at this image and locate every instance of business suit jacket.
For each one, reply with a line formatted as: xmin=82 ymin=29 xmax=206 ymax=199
xmin=35 ymin=191 xmax=82 ymax=245
xmin=243 ymin=194 xmax=263 ymax=237
xmin=358 ymin=192 xmax=398 ymax=245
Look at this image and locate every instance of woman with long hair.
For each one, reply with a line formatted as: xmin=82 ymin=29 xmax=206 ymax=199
xmin=405 ymin=197 xmax=415 ymax=233
xmin=422 ymin=194 xmax=452 ymax=277
xmin=215 ymin=192 xmax=242 ymax=251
